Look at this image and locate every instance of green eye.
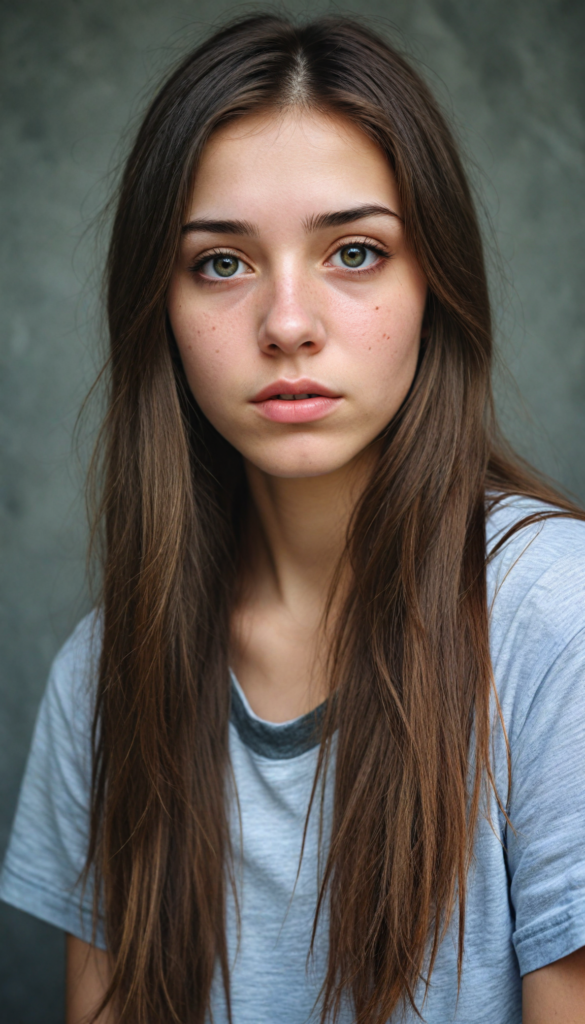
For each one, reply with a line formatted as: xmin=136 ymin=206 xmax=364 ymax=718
xmin=340 ymin=244 xmax=367 ymax=268
xmin=212 ymin=255 xmax=240 ymax=277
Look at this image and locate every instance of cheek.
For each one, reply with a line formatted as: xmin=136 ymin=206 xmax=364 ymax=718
xmin=168 ymin=288 xmax=247 ymax=403
xmin=331 ymin=293 xmax=423 ymax=402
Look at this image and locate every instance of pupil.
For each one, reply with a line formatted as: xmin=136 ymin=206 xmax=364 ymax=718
xmin=342 ymin=245 xmax=366 ymax=267
xmin=213 ymin=255 xmax=238 ymax=277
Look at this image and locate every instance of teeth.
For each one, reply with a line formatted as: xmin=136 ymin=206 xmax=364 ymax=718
xmin=277 ymin=393 xmax=312 ymax=400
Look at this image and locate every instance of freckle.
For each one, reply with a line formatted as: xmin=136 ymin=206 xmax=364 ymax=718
xmin=215 ymin=349 xmax=219 ymax=353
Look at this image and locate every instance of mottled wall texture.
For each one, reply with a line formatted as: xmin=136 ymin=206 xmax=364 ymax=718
xmin=1 ymin=0 xmax=584 ymax=1018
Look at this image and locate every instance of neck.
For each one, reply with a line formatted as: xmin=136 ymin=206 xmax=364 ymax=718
xmin=243 ymin=445 xmax=378 ymax=612
xmin=231 ymin=446 xmax=379 ymax=721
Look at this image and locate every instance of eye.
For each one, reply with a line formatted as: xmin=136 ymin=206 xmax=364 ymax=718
xmin=196 ymin=253 xmax=248 ymax=279
xmin=329 ymin=243 xmax=386 ymax=271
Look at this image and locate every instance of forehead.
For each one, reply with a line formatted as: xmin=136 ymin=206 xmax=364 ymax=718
xmin=188 ymin=109 xmax=401 ymax=222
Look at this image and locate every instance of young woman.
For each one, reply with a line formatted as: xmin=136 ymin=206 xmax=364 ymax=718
xmin=2 ymin=14 xmax=585 ymax=1024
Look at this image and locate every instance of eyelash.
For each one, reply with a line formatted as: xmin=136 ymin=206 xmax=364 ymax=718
xmin=188 ymin=247 xmax=240 ymax=275
xmin=188 ymin=239 xmax=392 ymax=280
xmin=331 ymin=239 xmax=391 ymax=275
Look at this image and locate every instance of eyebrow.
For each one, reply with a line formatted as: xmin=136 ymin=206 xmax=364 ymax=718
xmin=181 ymin=205 xmax=401 ymax=238
xmin=181 ymin=218 xmax=259 ymax=237
xmin=303 ymin=204 xmax=402 ymax=232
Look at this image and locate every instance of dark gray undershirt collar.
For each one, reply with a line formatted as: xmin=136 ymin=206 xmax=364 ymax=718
xmin=229 ymin=671 xmax=326 ymax=760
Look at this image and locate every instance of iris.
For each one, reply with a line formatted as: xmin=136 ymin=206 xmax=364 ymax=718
xmin=213 ymin=255 xmax=239 ymax=277
xmin=340 ymin=244 xmax=367 ymax=268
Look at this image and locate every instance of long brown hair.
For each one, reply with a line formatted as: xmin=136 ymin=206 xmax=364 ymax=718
xmin=87 ymin=14 xmax=582 ymax=1023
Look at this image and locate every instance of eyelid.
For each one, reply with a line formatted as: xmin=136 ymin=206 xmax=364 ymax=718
xmin=324 ymin=236 xmax=392 ymax=274
xmin=325 ymin=235 xmax=391 ymax=259
xmin=188 ymin=246 xmax=251 ymax=272
xmin=188 ymin=248 xmax=256 ymax=285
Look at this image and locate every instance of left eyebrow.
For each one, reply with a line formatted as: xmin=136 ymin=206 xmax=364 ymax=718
xmin=303 ymin=204 xmax=402 ymax=232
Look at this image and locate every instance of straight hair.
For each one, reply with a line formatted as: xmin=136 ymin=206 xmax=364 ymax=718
xmin=86 ymin=14 xmax=583 ymax=1023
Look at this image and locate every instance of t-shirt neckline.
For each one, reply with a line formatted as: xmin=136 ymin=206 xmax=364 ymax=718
xmin=229 ymin=670 xmax=327 ymax=760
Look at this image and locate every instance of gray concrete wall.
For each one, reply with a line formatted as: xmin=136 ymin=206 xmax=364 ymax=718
xmin=0 ymin=0 xmax=583 ymax=1018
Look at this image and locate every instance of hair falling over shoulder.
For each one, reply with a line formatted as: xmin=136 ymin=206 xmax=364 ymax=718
xmin=84 ymin=14 xmax=583 ymax=1024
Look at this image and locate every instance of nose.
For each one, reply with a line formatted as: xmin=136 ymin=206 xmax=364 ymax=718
xmin=257 ymin=267 xmax=326 ymax=357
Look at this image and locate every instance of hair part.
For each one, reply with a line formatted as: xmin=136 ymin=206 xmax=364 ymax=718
xmin=86 ymin=13 xmax=584 ymax=1024
xmin=281 ymin=48 xmax=311 ymax=106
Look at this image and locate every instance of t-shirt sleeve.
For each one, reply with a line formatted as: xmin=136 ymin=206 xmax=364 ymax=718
xmin=504 ymin=590 xmax=585 ymax=975
xmin=0 ymin=615 xmax=106 ymax=948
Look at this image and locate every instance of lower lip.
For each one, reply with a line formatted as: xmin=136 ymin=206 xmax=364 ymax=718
xmin=253 ymin=396 xmax=342 ymax=423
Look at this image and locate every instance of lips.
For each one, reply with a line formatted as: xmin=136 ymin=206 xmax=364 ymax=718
xmin=251 ymin=379 xmax=343 ymax=424
xmin=251 ymin=379 xmax=340 ymax=403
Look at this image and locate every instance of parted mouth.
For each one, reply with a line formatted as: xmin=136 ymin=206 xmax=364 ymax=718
xmin=251 ymin=379 xmax=341 ymax=403
xmin=273 ymin=393 xmax=317 ymax=401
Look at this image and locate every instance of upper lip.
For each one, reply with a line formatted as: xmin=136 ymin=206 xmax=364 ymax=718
xmin=251 ymin=378 xmax=342 ymax=402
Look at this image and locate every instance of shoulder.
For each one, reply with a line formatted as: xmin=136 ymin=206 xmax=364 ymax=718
xmin=480 ymin=500 xmax=585 ymax=979
xmin=51 ymin=609 xmax=102 ymax=679
xmin=487 ymin=495 xmax=585 ymax=636
xmin=21 ymin=610 xmax=102 ymax=813
xmin=42 ymin=610 xmax=102 ymax=748
xmin=0 ymin=612 xmax=103 ymax=944
xmin=486 ymin=496 xmax=585 ymax=731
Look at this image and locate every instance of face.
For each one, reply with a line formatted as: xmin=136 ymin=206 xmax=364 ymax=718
xmin=168 ymin=109 xmax=427 ymax=479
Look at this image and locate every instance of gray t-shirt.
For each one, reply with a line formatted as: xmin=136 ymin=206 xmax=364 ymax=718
xmin=2 ymin=497 xmax=585 ymax=1023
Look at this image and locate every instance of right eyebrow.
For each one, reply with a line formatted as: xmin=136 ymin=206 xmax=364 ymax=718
xmin=181 ymin=218 xmax=258 ymax=237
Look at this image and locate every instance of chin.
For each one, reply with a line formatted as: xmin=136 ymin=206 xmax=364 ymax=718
xmin=242 ymin=438 xmax=366 ymax=479
xmin=261 ymin=463 xmax=340 ymax=480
